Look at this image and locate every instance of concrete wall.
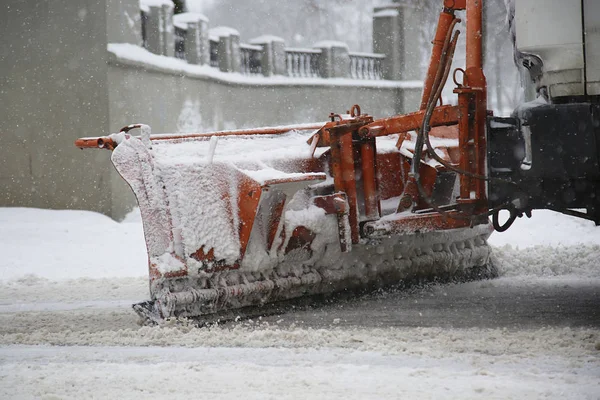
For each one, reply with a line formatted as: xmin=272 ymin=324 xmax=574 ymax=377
xmin=0 ymin=0 xmax=113 ymax=214
xmin=106 ymin=0 xmax=142 ymax=45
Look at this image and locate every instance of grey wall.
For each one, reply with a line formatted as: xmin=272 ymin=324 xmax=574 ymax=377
xmin=0 ymin=1 xmax=113 ymax=214
xmin=106 ymin=0 xmax=142 ymax=45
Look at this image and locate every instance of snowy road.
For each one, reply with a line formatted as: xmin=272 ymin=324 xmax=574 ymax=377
xmin=0 ymin=208 xmax=599 ymax=399
xmin=259 ymin=276 xmax=600 ymax=329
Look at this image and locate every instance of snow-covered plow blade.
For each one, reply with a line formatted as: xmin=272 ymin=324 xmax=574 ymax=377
xmin=75 ymin=112 xmax=493 ymax=324
xmin=74 ymin=0 xmax=510 ymax=324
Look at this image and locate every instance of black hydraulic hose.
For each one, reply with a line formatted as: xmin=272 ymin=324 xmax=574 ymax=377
xmin=492 ymin=208 xmax=518 ymax=232
xmin=412 ymin=26 xmax=515 ymax=223
xmin=411 ymin=17 xmax=460 ymax=179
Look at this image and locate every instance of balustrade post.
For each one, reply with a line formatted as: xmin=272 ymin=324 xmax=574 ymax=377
xmin=146 ymin=6 xmax=164 ymax=55
xmin=178 ymin=13 xmax=209 ymax=65
xmin=249 ymin=36 xmax=286 ymax=76
xmin=198 ymin=19 xmax=210 ymax=65
xmin=314 ymin=41 xmax=350 ymax=78
xmin=373 ymin=4 xmax=421 ymax=81
xmin=186 ymin=22 xmax=200 ymax=64
xmin=162 ymin=3 xmax=174 ymax=57
xmin=211 ymin=27 xmax=241 ymax=73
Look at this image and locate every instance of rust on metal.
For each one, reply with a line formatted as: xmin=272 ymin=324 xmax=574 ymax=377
xmin=284 ymin=226 xmax=316 ymax=254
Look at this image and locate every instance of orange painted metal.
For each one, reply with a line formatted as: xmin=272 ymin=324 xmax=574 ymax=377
xmin=190 ymin=247 xmax=216 ymax=263
xmin=415 ymin=164 xmax=441 ymax=210
xmin=360 ymin=105 xmax=459 ymax=138
xmin=360 ymin=138 xmax=380 ymax=220
xmin=151 ymin=124 xmax=324 ymax=143
xmin=329 ymin=125 xmax=360 ymax=244
xmin=420 ymin=10 xmax=456 ymax=110
xmin=340 ymin=130 xmax=360 ymax=244
xmin=377 ymin=152 xmax=408 ymax=200
xmin=466 ymin=0 xmax=483 ymax=72
xmin=262 ymin=174 xmax=325 ymax=187
xmin=444 ymin=0 xmax=466 ymax=9
xmin=75 ymin=136 xmax=120 ymax=150
xmin=452 ymin=0 xmax=488 ymax=210
xmin=75 ymin=123 xmax=325 ymax=150
xmin=394 ymin=131 xmax=411 ymax=149
xmin=456 ymin=90 xmax=473 ymax=201
xmin=284 ymin=226 xmax=316 ymax=254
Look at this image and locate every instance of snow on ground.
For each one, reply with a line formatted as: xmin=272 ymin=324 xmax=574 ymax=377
xmin=0 ymin=208 xmax=147 ymax=281
xmin=488 ymin=209 xmax=600 ymax=279
xmin=0 ymin=207 xmax=599 ymax=399
xmin=488 ymin=209 xmax=600 ymax=248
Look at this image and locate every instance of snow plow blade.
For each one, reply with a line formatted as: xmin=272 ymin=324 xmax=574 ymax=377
xmin=74 ymin=0 xmax=510 ymax=324
xmin=76 ymin=114 xmax=494 ymax=324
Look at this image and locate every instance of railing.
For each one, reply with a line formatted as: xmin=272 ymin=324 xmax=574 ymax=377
xmin=138 ymin=7 xmax=391 ymax=81
xmin=141 ymin=10 xmax=148 ymax=49
xmin=240 ymin=44 xmax=263 ymax=75
xmin=209 ymin=39 xmax=219 ymax=68
xmin=349 ymin=53 xmax=385 ymax=80
xmin=174 ymin=26 xmax=186 ymax=60
xmin=285 ymin=48 xmax=321 ymax=78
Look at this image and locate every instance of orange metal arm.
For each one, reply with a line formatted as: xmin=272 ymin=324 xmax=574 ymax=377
xmin=420 ymin=0 xmax=466 ymax=110
xmin=75 ymin=123 xmax=325 ymax=151
xmin=75 ymin=136 xmax=118 ymax=150
xmin=420 ymin=11 xmax=457 ymax=110
xmin=359 ymin=105 xmax=459 ymax=138
xmin=444 ymin=0 xmax=466 ymax=10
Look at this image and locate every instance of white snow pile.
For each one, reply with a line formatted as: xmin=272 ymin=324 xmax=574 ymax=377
xmin=0 ymin=208 xmax=147 ymax=281
xmin=173 ymin=12 xmax=209 ymax=29
xmin=488 ymin=209 xmax=600 ymax=278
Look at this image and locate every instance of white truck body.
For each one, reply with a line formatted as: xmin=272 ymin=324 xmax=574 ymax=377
xmin=515 ymin=0 xmax=600 ymax=98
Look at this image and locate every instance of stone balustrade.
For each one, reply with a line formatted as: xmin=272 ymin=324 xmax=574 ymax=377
xmin=140 ymin=7 xmax=390 ymax=80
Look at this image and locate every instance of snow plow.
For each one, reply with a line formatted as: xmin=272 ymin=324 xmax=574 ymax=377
xmin=75 ymin=0 xmax=599 ymax=323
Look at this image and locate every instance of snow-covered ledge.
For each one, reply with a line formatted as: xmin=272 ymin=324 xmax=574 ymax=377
xmin=107 ymin=43 xmax=423 ymax=89
xmin=209 ymin=27 xmax=241 ymax=73
xmin=144 ymin=1 xmax=174 ymax=57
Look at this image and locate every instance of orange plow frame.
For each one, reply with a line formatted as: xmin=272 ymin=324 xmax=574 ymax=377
xmin=75 ymin=0 xmax=496 ymax=323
